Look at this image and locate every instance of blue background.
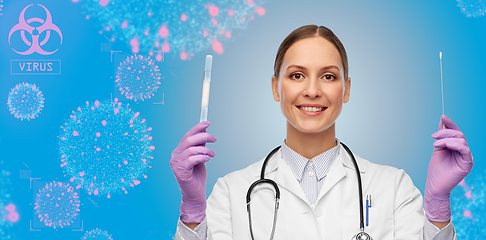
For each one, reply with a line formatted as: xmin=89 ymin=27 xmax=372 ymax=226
xmin=0 ymin=0 xmax=485 ymax=239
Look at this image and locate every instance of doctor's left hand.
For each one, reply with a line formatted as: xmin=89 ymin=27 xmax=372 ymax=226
xmin=170 ymin=121 xmax=217 ymax=224
xmin=424 ymin=115 xmax=473 ymax=222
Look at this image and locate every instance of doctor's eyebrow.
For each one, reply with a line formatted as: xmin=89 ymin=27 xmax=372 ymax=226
xmin=286 ymin=65 xmax=340 ymax=72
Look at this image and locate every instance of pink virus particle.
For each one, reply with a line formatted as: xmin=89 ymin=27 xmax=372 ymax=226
xmin=121 ymin=20 xmax=128 ymax=29
xmin=158 ymin=24 xmax=169 ymax=38
xmin=0 ymin=203 xmax=19 ymax=224
xmin=180 ymin=49 xmax=188 ymax=60
xmin=130 ymin=37 xmax=140 ymax=53
xmin=82 ymin=228 xmax=114 ymax=240
xmin=58 ymin=99 xmax=154 ymax=198
xmin=181 ymin=13 xmax=187 ymax=21
xmin=255 ymin=6 xmax=265 ymax=15
xmin=228 ymin=10 xmax=234 ymax=17
xmin=115 ymin=54 xmax=162 ymax=101
xmin=7 ymin=82 xmax=45 ymax=121
xmin=99 ymin=0 xmax=109 ymax=7
xmin=208 ymin=4 xmax=220 ymax=17
xmin=34 ymin=181 xmax=80 ymax=229
xmin=0 ymin=204 xmax=19 ymax=223
xmin=162 ymin=41 xmax=170 ymax=52
xmin=212 ymin=38 xmax=224 ymax=54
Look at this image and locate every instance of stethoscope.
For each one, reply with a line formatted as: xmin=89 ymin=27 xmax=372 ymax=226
xmin=246 ymin=142 xmax=373 ymax=240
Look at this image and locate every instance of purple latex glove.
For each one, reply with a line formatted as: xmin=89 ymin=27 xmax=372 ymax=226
xmin=424 ymin=115 xmax=473 ymax=222
xmin=170 ymin=121 xmax=217 ymax=223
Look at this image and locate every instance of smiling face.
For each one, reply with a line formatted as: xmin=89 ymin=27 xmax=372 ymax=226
xmin=272 ymin=36 xmax=350 ymax=135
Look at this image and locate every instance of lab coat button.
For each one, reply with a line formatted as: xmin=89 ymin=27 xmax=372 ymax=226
xmin=315 ymin=209 xmax=323 ymax=217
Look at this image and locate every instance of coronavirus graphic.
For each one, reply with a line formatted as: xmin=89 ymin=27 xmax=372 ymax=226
xmin=7 ymin=82 xmax=45 ymax=121
xmin=34 ymin=181 xmax=80 ymax=229
xmin=451 ymin=174 xmax=486 ymax=239
xmin=0 ymin=0 xmax=3 ymax=16
xmin=74 ymin=0 xmax=268 ymax=60
xmin=115 ymin=54 xmax=161 ymax=102
xmin=81 ymin=228 xmax=113 ymax=240
xmin=457 ymin=0 xmax=485 ymax=17
xmin=58 ymin=99 xmax=154 ymax=198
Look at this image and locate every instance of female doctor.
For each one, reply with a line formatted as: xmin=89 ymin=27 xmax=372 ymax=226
xmin=169 ymin=25 xmax=473 ymax=240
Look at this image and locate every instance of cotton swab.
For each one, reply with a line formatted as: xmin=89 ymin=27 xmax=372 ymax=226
xmin=200 ymin=55 xmax=213 ymax=122
xmin=440 ymin=52 xmax=446 ymax=129
xmin=440 ymin=52 xmax=444 ymax=116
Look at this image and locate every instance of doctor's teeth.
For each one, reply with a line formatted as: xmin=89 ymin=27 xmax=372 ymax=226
xmin=299 ymin=107 xmax=324 ymax=112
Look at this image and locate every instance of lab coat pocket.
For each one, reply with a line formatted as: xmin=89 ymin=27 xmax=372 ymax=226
xmin=342 ymin=208 xmax=393 ymax=240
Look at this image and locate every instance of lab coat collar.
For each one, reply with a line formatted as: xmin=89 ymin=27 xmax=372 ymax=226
xmin=254 ymin=149 xmax=309 ymax=204
xmin=255 ymin=149 xmax=282 ymax=177
xmin=338 ymin=145 xmax=367 ymax=173
xmin=316 ymin=145 xmax=367 ymax=201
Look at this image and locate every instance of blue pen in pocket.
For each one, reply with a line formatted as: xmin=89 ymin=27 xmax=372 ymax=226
xmin=366 ymin=195 xmax=371 ymax=227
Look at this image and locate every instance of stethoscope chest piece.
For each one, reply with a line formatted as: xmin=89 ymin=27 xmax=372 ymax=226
xmin=353 ymin=231 xmax=373 ymax=240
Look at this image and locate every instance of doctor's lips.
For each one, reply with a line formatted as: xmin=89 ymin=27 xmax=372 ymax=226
xmin=296 ymin=104 xmax=327 ymax=112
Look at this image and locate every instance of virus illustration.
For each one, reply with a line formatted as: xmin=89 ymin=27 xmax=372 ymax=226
xmin=34 ymin=181 xmax=80 ymax=229
xmin=58 ymin=99 xmax=154 ymax=198
xmin=7 ymin=82 xmax=45 ymax=121
xmin=115 ymin=54 xmax=162 ymax=102
xmin=451 ymin=173 xmax=486 ymax=239
xmin=74 ymin=0 xmax=268 ymax=60
xmin=81 ymin=228 xmax=114 ymax=240
xmin=0 ymin=0 xmax=3 ymax=16
xmin=457 ymin=0 xmax=485 ymax=17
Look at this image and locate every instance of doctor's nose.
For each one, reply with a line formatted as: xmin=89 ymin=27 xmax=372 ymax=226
xmin=303 ymin=79 xmax=322 ymax=99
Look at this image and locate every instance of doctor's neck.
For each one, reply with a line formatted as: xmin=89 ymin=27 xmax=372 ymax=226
xmin=285 ymin=122 xmax=337 ymax=159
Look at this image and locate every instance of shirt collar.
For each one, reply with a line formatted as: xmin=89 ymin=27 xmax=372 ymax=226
xmin=281 ymin=139 xmax=341 ymax=181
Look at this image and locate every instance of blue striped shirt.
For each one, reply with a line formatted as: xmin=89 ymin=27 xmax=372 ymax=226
xmin=281 ymin=140 xmax=340 ymax=205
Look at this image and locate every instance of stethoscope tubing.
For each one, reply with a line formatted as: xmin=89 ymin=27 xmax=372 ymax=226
xmin=340 ymin=142 xmax=365 ymax=231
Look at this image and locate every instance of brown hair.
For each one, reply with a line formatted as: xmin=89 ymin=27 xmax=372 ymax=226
xmin=273 ymin=25 xmax=348 ymax=80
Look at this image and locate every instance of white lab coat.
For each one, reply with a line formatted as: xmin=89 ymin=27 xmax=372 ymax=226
xmin=176 ymin=147 xmax=456 ymax=240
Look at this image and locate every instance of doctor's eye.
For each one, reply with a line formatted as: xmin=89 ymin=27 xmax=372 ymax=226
xmin=323 ymin=74 xmax=336 ymax=81
xmin=289 ymin=73 xmax=304 ymax=80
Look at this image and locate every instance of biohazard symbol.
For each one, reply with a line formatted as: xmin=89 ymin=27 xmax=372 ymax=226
xmin=8 ymin=4 xmax=63 ymax=55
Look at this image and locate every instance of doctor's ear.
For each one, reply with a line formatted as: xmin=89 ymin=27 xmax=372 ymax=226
xmin=344 ymin=77 xmax=351 ymax=103
xmin=272 ymin=75 xmax=280 ymax=102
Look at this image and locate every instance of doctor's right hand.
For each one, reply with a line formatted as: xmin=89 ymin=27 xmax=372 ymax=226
xmin=170 ymin=121 xmax=217 ymax=223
